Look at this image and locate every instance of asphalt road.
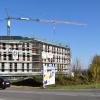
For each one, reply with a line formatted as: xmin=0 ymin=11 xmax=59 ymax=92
xmin=0 ymin=88 xmax=100 ymax=100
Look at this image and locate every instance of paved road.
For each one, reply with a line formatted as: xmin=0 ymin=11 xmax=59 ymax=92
xmin=0 ymin=88 xmax=100 ymax=100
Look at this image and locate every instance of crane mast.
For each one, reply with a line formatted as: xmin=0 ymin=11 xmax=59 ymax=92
xmin=7 ymin=17 xmax=11 ymax=36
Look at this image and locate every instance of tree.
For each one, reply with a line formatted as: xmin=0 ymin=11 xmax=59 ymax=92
xmin=72 ymin=58 xmax=82 ymax=78
xmin=89 ymin=55 xmax=100 ymax=82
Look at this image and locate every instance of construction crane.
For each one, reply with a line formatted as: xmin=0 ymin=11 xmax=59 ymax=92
xmin=1 ymin=16 xmax=86 ymax=36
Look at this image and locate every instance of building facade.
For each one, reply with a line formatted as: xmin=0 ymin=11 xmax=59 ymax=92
xmin=0 ymin=36 xmax=71 ymax=78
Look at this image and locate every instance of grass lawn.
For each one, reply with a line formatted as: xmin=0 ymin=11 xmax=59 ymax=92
xmin=11 ymin=78 xmax=100 ymax=90
xmin=11 ymin=83 xmax=100 ymax=90
xmin=45 ymin=83 xmax=100 ymax=89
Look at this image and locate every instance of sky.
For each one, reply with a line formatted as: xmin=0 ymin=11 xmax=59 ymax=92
xmin=0 ymin=0 xmax=100 ymax=69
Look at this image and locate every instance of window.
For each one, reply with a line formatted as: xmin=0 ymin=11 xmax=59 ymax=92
xmin=45 ymin=45 xmax=47 ymax=52
xmin=1 ymin=63 xmax=5 ymax=72
xmin=0 ymin=52 xmax=1 ymax=60
xmin=8 ymin=54 xmax=12 ymax=60
xmin=27 ymin=48 xmax=29 ymax=51
xmin=14 ymin=63 xmax=17 ymax=72
xmin=9 ymin=63 xmax=12 ymax=72
xmin=27 ymin=63 xmax=29 ymax=72
xmin=57 ymin=48 xmax=59 ymax=54
xmin=32 ymin=66 xmax=34 ymax=72
xmin=48 ymin=58 xmax=50 ymax=62
xmin=2 ymin=43 xmax=6 ymax=50
xmin=27 ymin=55 xmax=30 ymax=61
xmin=23 ymin=53 xmax=25 ymax=61
xmin=22 ymin=63 xmax=24 ymax=72
xmin=27 ymin=43 xmax=29 ymax=47
xmin=47 ymin=45 xmax=49 ymax=52
xmin=22 ymin=43 xmax=25 ymax=51
xmin=15 ymin=44 xmax=18 ymax=50
xmin=11 ymin=44 xmax=14 ymax=49
xmin=3 ymin=54 xmax=6 ymax=60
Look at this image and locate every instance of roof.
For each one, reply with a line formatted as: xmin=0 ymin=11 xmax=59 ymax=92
xmin=0 ymin=36 xmax=33 ymax=40
xmin=0 ymin=35 xmax=70 ymax=49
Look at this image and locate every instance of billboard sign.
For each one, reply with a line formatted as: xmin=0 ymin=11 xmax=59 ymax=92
xmin=43 ymin=66 xmax=55 ymax=87
xmin=7 ymin=48 xmax=19 ymax=60
xmin=42 ymin=52 xmax=53 ymax=59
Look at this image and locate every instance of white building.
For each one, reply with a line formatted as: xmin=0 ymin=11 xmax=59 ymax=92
xmin=0 ymin=36 xmax=71 ymax=79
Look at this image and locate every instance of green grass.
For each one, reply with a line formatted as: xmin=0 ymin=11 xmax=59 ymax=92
xmin=45 ymin=83 xmax=100 ymax=89
xmin=11 ymin=76 xmax=100 ymax=90
xmin=11 ymin=83 xmax=100 ymax=90
xmin=11 ymin=85 xmax=40 ymax=90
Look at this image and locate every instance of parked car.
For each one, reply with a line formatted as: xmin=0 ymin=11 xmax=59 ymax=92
xmin=0 ymin=77 xmax=10 ymax=89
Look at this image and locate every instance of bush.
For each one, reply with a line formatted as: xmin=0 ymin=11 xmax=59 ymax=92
xmin=56 ymin=73 xmax=93 ymax=85
xmin=12 ymin=76 xmax=42 ymax=87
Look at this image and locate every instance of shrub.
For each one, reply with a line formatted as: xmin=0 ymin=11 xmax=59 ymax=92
xmin=12 ymin=76 xmax=42 ymax=87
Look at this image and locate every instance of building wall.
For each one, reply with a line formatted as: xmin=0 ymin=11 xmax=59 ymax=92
xmin=0 ymin=37 xmax=71 ymax=77
xmin=0 ymin=40 xmax=33 ymax=76
xmin=40 ymin=42 xmax=71 ymax=73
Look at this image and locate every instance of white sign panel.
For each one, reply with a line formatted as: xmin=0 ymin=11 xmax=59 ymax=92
xmin=12 ymin=50 xmax=19 ymax=60
xmin=47 ymin=52 xmax=53 ymax=58
xmin=7 ymin=48 xmax=12 ymax=52
xmin=42 ymin=52 xmax=53 ymax=59
xmin=42 ymin=51 xmax=47 ymax=59
xmin=43 ymin=66 xmax=55 ymax=86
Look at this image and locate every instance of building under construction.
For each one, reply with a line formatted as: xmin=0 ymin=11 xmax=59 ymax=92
xmin=0 ymin=14 xmax=87 ymax=80
xmin=0 ymin=36 xmax=71 ymax=79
